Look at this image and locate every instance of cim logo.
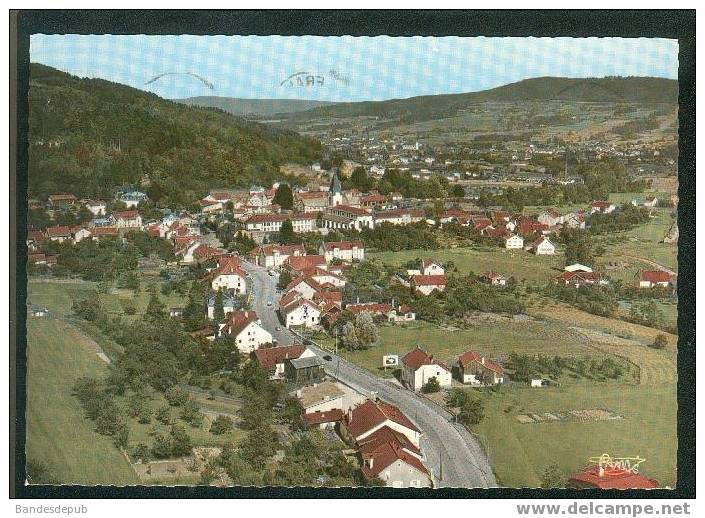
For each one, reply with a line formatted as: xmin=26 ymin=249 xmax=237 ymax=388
xmin=589 ymin=453 xmax=646 ymax=475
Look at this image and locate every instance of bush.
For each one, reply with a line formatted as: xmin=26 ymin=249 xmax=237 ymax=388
xmin=421 ymin=376 xmax=441 ymax=394
xmin=180 ymin=398 xmax=203 ymax=427
xmin=164 ymin=386 xmax=188 ymax=407
xmin=210 ymin=415 xmax=234 ymax=435
xmin=155 ymin=405 xmax=172 ymax=425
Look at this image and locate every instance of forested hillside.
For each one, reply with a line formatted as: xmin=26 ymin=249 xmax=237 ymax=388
xmin=28 ymin=64 xmax=322 ymax=206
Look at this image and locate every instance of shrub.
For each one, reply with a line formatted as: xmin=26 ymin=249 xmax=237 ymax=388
xmin=210 ymin=415 xmax=234 ymax=435
xmin=164 ymin=386 xmax=188 ymax=407
xmin=421 ymin=376 xmax=441 ymax=393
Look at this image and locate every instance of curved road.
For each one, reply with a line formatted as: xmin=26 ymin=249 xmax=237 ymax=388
xmin=243 ymin=259 xmax=497 ymax=488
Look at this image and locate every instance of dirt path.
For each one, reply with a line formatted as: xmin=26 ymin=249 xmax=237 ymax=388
xmin=620 ymin=254 xmax=677 ymax=275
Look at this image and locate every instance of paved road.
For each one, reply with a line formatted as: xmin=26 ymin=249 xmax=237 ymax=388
xmin=242 ymin=259 xmax=497 ymax=488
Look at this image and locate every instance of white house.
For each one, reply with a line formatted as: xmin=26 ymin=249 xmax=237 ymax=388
xmin=114 ymin=210 xmax=143 ymax=229
xmin=72 ymin=227 xmax=92 ymax=243
xmin=400 ymin=346 xmax=452 ymax=392
xmin=411 ymin=275 xmax=447 ymax=296
xmin=325 ymin=205 xmax=375 ymax=231
xmin=529 ymin=236 xmax=556 ymax=255
xmin=280 ymin=293 xmax=322 ymax=328
xmin=504 ymin=234 xmax=524 ymax=249
xmin=209 ymin=256 xmax=247 ymax=294
xmin=119 ymin=190 xmax=148 ymax=208
xmin=320 ymin=240 xmax=365 ymax=263
xmin=253 ymin=243 xmax=306 ymax=269
xmin=294 ymin=381 xmax=345 ymax=414
xmin=219 ymin=310 xmax=273 ymax=353
xmin=591 ymin=200 xmax=617 ymax=214
xmin=374 ymin=209 xmax=425 ymax=226
xmin=537 ymin=208 xmax=563 ymax=227
xmin=85 ymin=200 xmax=107 ymax=216
xmin=284 ymin=276 xmax=322 ymax=300
xmin=421 ymin=258 xmax=445 ymax=276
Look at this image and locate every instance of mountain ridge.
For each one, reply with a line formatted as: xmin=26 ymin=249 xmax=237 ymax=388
xmin=279 ymin=76 xmax=679 ymax=122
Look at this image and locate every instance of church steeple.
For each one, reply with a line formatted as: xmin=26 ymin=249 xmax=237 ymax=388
xmin=329 ymin=171 xmax=342 ymax=195
xmin=329 ymin=172 xmax=343 ymax=207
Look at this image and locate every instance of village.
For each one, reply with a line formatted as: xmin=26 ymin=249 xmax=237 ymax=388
xmin=26 ymin=153 xmax=678 ymax=488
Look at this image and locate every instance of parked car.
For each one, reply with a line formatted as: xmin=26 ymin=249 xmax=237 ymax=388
xmin=323 ymin=355 xmax=332 ymax=361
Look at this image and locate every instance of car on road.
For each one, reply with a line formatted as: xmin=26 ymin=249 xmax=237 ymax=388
xmin=323 ymin=355 xmax=332 ymax=361
xmin=267 ymin=301 xmax=273 ymax=306
xmin=275 ymin=326 xmax=281 ymax=332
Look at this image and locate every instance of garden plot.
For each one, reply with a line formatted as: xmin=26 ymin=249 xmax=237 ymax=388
xmin=515 ymin=408 xmax=623 ymax=424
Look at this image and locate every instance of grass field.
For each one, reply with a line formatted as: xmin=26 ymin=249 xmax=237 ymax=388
xmin=368 ymin=247 xmax=564 ymax=283
xmin=345 ymin=320 xmax=629 ymax=380
xmin=596 ymin=208 xmax=678 ymax=281
xmin=471 ymin=382 xmax=677 ymax=488
xmin=122 ymin=391 xmax=246 ymax=453
xmin=26 ymin=317 xmax=138 ymax=484
xmin=28 ymin=278 xmax=188 ymax=321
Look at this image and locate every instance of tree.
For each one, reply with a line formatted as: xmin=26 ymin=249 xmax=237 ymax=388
xmin=422 ymin=376 xmax=441 ymax=393
xmin=180 ymin=398 xmax=203 ymax=427
xmin=451 ymin=184 xmax=466 ymax=198
xmin=156 ymin=404 xmax=172 ymax=425
xmin=277 ymin=270 xmax=293 ymax=290
xmin=350 ymin=167 xmax=373 ymax=191
xmin=210 ymin=415 xmax=234 ymax=435
xmin=239 ymin=422 xmax=278 ymax=469
xmin=213 ymin=289 xmax=225 ymax=322
xmin=165 ymin=385 xmax=188 ymax=407
xmin=170 ymin=424 xmax=193 ymax=456
xmin=540 ymin=464 xmax=565 ymax=488
xmin=145 ymin=292 xmax=166 ymax=322
xmin=273 ymin=183 xmax=294 ymax=210
xmin=151 ymin=433 xmax=173 ymax=458
xmin=561 ymin=228 xmax=595 ymax=266
xmin=278 ymin=219 xmax=296 ymax=245
xmin=457 ymin=396 xmax=485 ymax=425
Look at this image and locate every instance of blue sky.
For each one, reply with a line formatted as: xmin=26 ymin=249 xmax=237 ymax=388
xmin=30 ymin=35 xmax=678 ymax=102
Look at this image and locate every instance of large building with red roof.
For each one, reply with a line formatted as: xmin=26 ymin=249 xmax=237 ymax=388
xmin=568 ymin=465 xmax=659 ymax=490
xmin=209 ymin=256 xmax=247 ymax=293
xmin=357 ymin=426 xmax=432 ymax=488
xmin=635 ymin=270 xmax=674 ymax=289
xmin=342 ymin=399 xmax=421 ymax=448
xmin=219 ymin=310 xmax=272 ymax=353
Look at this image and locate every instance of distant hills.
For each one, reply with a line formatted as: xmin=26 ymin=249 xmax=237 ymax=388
xmin=28 ymin=64 xmax=321 ymax=204
xmin=282 ymin=76 xmax=679 ymax=123
xmin=176 ymin=97 xmax=336 ymax=117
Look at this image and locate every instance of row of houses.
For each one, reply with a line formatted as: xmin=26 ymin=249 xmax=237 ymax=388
xmin=399 ymin=346 xmax=505 ymax=392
